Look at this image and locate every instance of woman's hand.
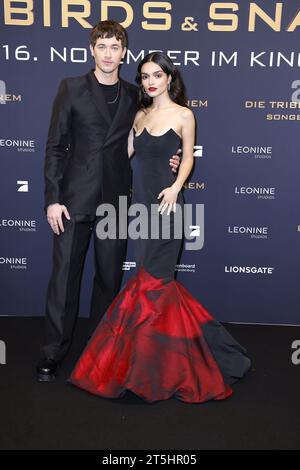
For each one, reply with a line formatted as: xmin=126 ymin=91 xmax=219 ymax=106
xmin=157 ymin=184 xmax=181 ymax=215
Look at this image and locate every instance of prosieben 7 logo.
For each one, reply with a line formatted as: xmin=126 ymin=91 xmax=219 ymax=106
xmin=17 ymin=180 xmax=29 ymax=192
xmin=178 ymin=145 xmax=203 ymax=158
xmin=194 ymin=145 xmax=203 ymax=158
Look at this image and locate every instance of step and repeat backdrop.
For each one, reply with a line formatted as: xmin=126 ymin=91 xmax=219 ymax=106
xmin=0 ymin=1 xmax=299 ymax=324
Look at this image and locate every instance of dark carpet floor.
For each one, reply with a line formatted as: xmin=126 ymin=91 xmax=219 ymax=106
xmin=0 ymin=317 xmax=299 ymax=450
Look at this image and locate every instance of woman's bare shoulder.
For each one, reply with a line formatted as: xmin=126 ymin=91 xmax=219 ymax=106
xmin=133 ymin=109 xmax=147 ymax=128
xmin=179 ymin=106 xmax=195 ymax=125
xmin=170 ymin=106 xmax=195 ymax=132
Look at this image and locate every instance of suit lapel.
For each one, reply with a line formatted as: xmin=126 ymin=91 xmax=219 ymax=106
xmin=86 ymin=70 xmax=112 ymax=128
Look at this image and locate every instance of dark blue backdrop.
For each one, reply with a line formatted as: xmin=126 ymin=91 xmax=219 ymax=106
xmin=1 ymin=0 xmax=299 ymax=324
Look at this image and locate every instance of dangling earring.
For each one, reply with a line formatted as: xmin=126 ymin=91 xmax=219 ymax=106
xmin=142 ymin=87 xmax=146 ymax=94
xmin=167 ymin=82 xmax=171 ymax=91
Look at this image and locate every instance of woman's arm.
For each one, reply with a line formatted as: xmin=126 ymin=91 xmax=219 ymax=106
xmin=172 ymin=108 xmax=195 ymax=190
xmin=128 ymin=109 xmax=145 ymax=159
xmin=158 ymin=108 xmax=195 ymax=215
xmin=128 ymin=127 xmax=135 ymax=159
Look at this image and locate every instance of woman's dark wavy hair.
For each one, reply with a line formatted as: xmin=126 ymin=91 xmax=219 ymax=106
xmin=135 ymin=52 xmax=188 ymax=110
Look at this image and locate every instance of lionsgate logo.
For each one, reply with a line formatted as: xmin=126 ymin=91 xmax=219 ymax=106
xmin=0 ymin=138 xmax=35 ymax=152
xmin=235 ymin=186 xmax=276 ymax=200
xmin=0 ymin=257 xmax=27 ymax=269
xmin=0 ymin=219 xmax=37 ymax=232
xmin=231 ymin=145 xmax=272 ymax=159
xmin=95 ymin=197 xmax=204 ymax=251
xmin=0 ymin=340 xmax=6 ymax=365
xmin=228 ymin=226 xmax=269 ymax=239
xmin=0 ymin=80 xmax=22 ymax=104
xmin=225 ymin=265 xmax=274 ymax=275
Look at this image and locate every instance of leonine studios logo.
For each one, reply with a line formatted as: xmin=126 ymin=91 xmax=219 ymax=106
xmin=0 ymin=257 xmax=27 ymax=270
xmin=228 ymin=226 xmax=269 ymax=239
xmin=0 ymin=219 xmax=37 ymax=232
xmin=231 ymin=145 xmax=272 ymax=160
xmin=0 ymin=80 xmax=22 ymax=104
xmin=234 ymin=186 xmax=276 ymax=200
xmin=0 ymin=138 xmax=36 ymax=152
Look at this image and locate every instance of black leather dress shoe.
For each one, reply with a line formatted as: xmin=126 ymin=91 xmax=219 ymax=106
xmin=36 ymin=358 xmax=58 ymax=382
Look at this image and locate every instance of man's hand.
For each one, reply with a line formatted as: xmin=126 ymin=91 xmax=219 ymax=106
xmin=169 ymin=150 xmax=181 ymax=173
xmin=47 ymin=203 xmax=71 ymax=235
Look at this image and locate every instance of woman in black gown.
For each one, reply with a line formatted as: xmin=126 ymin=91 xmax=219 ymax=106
xmin=69 ymin=52 xmax=251 ymax=403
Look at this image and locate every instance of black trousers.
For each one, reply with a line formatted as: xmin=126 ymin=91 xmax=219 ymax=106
xmin=41 ymin=214 xmax=127 ymax=362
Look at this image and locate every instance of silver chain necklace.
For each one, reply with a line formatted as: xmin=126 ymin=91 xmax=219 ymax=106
xmin=107 ymin=80 xmax=120 ymax=104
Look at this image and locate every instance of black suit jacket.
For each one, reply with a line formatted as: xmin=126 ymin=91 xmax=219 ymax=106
xmin=44 ymin=70 xmax=138 ymax=215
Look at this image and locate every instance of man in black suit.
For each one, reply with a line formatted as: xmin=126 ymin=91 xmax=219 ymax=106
xmin=37 ymin=20 xmax=179 ymax=381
